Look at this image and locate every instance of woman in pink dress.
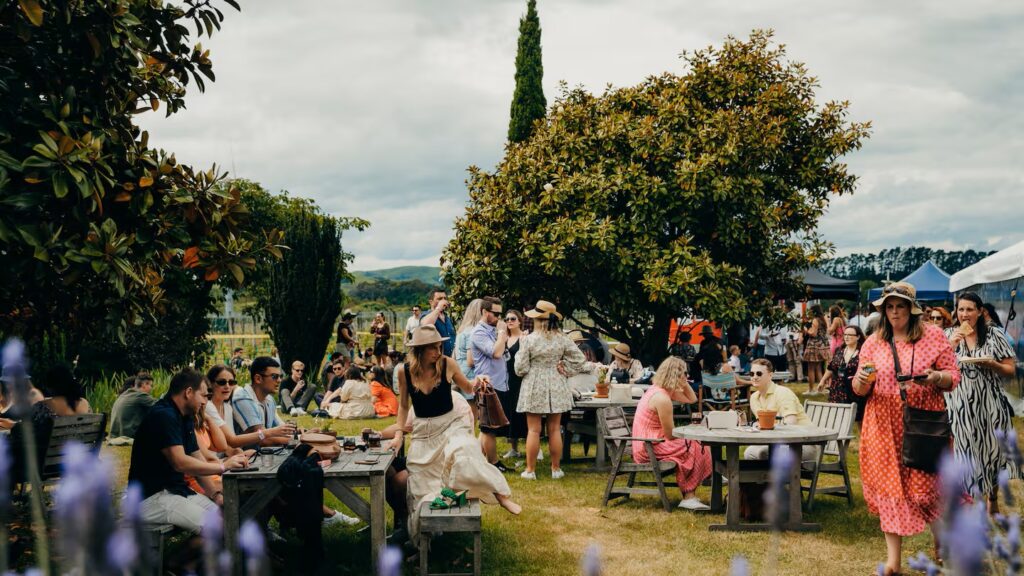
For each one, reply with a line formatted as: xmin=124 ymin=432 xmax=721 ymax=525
xmin=631 ymin=356 xmax=712 ymax=510
xmin=828 ymin=304 xmax=847 ymax=355
xmin=852 ymin=282 xmax=960 ymax=576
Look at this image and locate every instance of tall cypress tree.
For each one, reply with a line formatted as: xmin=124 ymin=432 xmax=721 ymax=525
xmin=508 ymin=0 xmax=546 ymax=143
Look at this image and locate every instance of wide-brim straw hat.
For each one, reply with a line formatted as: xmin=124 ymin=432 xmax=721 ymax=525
xmin=610 ymin=343 xmax=631 ymax=361
xmin=408 ymin=325 xmax=450 ymax=347
xmin=566 ymin=330 xmax=586 ymax=342
xmin=525 ymin=300 xmax=562 ymax=320
xmin=871 ymin=281 xmax=924 ymax=315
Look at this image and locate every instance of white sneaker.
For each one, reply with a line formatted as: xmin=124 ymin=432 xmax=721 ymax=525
xmin=678 ymin=498 xmax=711 ymax=511
xmin=537 ymin=450 xmax=544 ymax=461
xmin=324 ymin=510 xmax=360 ymax=526
xmin=551 ymin=469 xmax=565 ymax=480
xmin=502 ymin=449 xmax=521 ymax=459
xmin=520 ymin=471 xmax=537 ymax=480
xmin=289 ymin=408 xmax=301 ymax=416
xmin=296 ymin=408 xmax=307 ymax=415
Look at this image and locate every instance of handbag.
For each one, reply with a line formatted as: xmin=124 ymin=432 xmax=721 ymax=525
xmin=890 ymin=340 xmax=951 ymax=473
xmin=476 ymin=381 xmax=510 ymax=430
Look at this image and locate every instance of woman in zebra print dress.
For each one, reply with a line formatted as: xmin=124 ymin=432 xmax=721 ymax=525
xmin=945 ymin=292 xmax=1020 ymax=512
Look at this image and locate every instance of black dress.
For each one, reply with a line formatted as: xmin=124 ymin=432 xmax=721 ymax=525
xmin=503 ymin=338 xmax=528 ymax=440
xmin=826 ymin=347 xmax=866 ymax=421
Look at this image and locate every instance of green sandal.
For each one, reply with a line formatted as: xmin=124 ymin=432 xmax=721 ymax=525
xmin=429 ymin=496 xmax=450 ymax=510
xmin=440 ymin=488 xmax=468 ymax=507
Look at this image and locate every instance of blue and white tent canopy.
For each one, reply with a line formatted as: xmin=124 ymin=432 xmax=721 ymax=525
xmin=868 ymin=260 xmax=952 ymax=302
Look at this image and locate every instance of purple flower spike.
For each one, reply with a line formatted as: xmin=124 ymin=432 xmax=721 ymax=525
xmin=378 ymin=545 xmax=402 ymax=576
xmin=0 ymin=434 xmax=11 ymax=514
xmin=997 ymin=469 xmax=1015 ymax=508
xmin=121 ymin=482 xmax=143 ymax=523
xmin=947 ymin=502 xmax=989 ymax=575
xmin=730 ymin=555 xmax=750 ymax=576
xmin=202 ymin=507 xmax=224 ymax=557
xmin=581 ymin=543 xmax=601 ymax=576
xmin=239 ymin=520 xmax=265 ymax=575
xmin=1 ymin=339 xmax=26 ymax=369
xmin=106 ymin=528 xmax=139 ymax=571
xmin=875 ymin=562 xmax=885 ymax=576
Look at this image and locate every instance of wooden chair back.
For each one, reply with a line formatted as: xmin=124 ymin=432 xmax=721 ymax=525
xmin=42 ymin=413 xmax=108 ymax=481
xmin=803 ymin=401 xmax=855 ymax=456
xmin=599 ymin=406 xmax=631 ymax=448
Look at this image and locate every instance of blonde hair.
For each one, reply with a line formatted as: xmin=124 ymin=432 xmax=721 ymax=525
xmin=458 ymin=298 xmax=484 ymax=333
xmin=405 ymin=342 xmax=443 ymax=393
xmin=651 ymin=356 xmax=689 ymax=392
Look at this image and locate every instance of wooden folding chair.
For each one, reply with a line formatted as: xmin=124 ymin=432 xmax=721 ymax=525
xmin=600 ymin=406 xmax=677 ymax=512
xmin=800 ymin=401 xmax=857 ymax=510
xmin=697 ymin=372 xmax=748 ymax=416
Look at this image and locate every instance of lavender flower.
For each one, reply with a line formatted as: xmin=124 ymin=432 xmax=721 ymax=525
xmin=947 ymin=501 xmax=989 ymax=575
xmin=581 ymin=543 xmax=601 ymax=576
xmin=999 ymin=513 xmax=1022 ymax=573
xmin=378 ymin=545 xmax=402 ymax=576
xmin=730 ymin=555 xmax=750 ymax=576
xmin=1 ymin=339 xmax=25 ymax=369
xmin=907 ymin=551 xmax=940 ymax=576
xmin=53 ymin=441 xmax=116 ymax=574
xmin=998 ymin=469 xmax=1015 ymax=508
xmin=875 ymin=562 xmax=885 ymax=576
xmin=202 ymin=507 xmax=225 ymax=575
xmin=764 ymin=445 xmax=795 ymax=529
xmin=239 ymin=520 xmax=265 ymax=576
xmin=0 ymin=435 xmax=10 ymax=515
xmin=121 ymin=482 xmax=142 ymax=523
xmin=106 ymin=528 xmax=139 ymax=571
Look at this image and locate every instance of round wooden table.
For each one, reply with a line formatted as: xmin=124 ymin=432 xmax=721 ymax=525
xmin=672 ymin=424 xmax=837 ymax=532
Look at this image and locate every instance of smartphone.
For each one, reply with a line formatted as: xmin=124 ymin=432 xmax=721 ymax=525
xmin=226 ymin=466 xmax=257 ymax=473
xmin=912 ymin=374 xmax=928 ymax=381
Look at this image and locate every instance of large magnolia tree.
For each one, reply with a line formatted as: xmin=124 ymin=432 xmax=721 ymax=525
xmin=0 ymin=0 xmax=281 ymax=350
xmin=442 ymin=31 xmax=871 ymax=363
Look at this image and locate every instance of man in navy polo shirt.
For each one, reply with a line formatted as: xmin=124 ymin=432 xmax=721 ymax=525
xmin=128 ymin=369 xmax=250 ymax=533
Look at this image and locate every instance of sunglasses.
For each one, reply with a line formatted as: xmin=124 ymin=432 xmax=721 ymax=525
xmin=333 ymin=367 xmax=344 ymax=371
xmin=883 ymin=284 xmax=913 ymax=297
xmin=292 ymin=367 xmax=304 ymax=372
xmin=505 ymin=317 xmax=518 ymax=322
xmin=929 ymin=315 xmax=943 ymax=321
xmin=844 ymin=332 xmax=858 ymax=337
xmin=259 ymin=373 xmax=283 ymax=381
xmin=215 ymin=378 xmax=237 ymax=386
xmin=751 ymin=370 xmax=767 ymax=377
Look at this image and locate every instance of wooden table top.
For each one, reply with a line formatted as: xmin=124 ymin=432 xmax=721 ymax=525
xmin=672 ymin=424 xmax=837 ymax=445
xmin=223 ymin=445 xmax=395 ymax=479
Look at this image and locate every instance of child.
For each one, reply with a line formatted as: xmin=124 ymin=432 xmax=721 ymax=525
xmin=727 ymin=345 xmax=742 ymax=374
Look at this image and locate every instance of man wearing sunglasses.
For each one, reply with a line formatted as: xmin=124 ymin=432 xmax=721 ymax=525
xmin=472 ymin=297 xmax=512 ymax=471
xmin=231 ymin=356 xmax=296 ymax=449
xmin=743 ymin=359 xmax=818 ymax=462
xmin=280 ymin=360 xmax=318 ymax=416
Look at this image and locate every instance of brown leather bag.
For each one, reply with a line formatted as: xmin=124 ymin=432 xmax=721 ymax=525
xmin=476 ymin=382 xmax=510 ymax=430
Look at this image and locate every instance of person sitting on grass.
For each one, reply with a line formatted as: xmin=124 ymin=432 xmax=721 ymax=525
xmin=320 ymin=365 xmax=377 ymax=419
xmin=631 ymin=356 xmax=712 ymax=510
xmin=369 ymin=366 xmax=398 ymax=417
xmin=743 ymin=359 xmax=818 ymax=462
xmin=128 ymin=369 xmax=250 ymax=533
xmin=109 ymin=371 xmax=157 ymax=442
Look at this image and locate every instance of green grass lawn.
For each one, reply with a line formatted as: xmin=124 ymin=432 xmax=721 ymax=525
xmin=94 ymin=386 xmax=1023 ymax=576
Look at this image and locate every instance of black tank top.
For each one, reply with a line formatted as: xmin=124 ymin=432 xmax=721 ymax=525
xmin=404 ymin=360 xmax=453 ymax=418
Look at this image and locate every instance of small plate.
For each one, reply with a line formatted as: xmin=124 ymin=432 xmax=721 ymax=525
xmin=960 ymin=356 xmax=995 ymax=365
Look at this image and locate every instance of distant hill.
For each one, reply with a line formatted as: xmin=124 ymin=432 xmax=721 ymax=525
xmin=348 ymin=266 xmax=443 ymax=286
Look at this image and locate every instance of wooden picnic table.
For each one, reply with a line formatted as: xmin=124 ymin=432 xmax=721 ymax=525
xmin=222 ymin=444 xmax=395 ymax=574
xmin=672 ymin=424 xmax=836 ymax=532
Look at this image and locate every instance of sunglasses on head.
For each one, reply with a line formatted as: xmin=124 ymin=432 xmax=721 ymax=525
xmin=215 ymin=378 xmax=237 ymax=386
xmin=883 ymin=284 xmax=913 ymax=297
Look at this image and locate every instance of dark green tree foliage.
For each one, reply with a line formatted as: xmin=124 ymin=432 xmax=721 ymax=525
xmin=444 ymin=31 xmax=870 ymax=363
xmin=820 ymin=247 xmax=995 ymax=281
xmin=0 ymin=0 xmax=279 ymax=350
xmin=507 ymin=0 xmax=546 ymax=143
xmin=240 ymin=181 xmax=368 ymax=372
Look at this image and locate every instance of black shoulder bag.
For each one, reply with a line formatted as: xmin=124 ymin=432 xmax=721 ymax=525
xmin=890 ymin=339 xmax=951 ymax=474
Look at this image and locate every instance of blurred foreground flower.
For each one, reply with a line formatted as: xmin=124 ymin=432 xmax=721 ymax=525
xmin=581 ymin=542 xmax=601 ymax=575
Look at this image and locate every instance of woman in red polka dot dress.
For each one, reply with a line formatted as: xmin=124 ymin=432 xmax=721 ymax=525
xmin=852 ymin=282 xmax=960 ymax=576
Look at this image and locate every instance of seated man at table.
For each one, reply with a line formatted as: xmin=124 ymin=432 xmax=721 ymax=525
xmin=743 ymin=359 xmax=818 ymax=462
xmin=128 ymin=368 xmax=250 ymax=533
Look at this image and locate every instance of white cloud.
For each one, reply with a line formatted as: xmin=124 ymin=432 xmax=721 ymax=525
xmin=139 ymin=0 xmax=1024 ymax=270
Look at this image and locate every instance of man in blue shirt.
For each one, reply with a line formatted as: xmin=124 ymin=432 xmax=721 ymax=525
xmin=471 ymin=297 xmax=510 ymax=471
xmin=419 ymin=289 xmax=456 ymax=357
xmin=128 ymin=369 xmax=249 ymax=533
xmin=232 ymin=356 xmax=296 ymax=447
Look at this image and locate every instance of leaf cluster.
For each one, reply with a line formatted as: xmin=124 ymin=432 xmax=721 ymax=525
xmin=0 ymin=0 xmax=279 ymax=345
xmin=443 ymin=30 xmax=870 ymax=361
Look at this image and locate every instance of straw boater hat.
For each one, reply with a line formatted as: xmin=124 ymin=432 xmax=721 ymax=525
xmin=610 ymin=343 xmax=632 ymax=361
xmin=871 ymin=281 xmax=924 ymax=315
xmin=566 ymin=330 xmax=586 ymax=342
xmin=408 ymin=325 xmax=450 ymax=347
xmin=525 ymin=300 xmax=562 ymax=320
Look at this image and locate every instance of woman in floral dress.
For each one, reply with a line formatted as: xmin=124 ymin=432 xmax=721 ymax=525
xmin=515 ymin=300 xmax=587 ymax=480
xmin=852 ymin=282 xmax=960 ymax=576
xmin=944 ymin=292 xmax=1020 ymax=512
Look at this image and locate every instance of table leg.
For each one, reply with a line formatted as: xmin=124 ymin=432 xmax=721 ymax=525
xmin=788 ymin=442 xmax=803 ymax=526
xmin=725 ymin=445 xmax=741 ymax=528
xmin=710 ymin=445 xmax=724 ymax=513
xmin=222 ymin=476 xmax=242 ymax=576
xmin=370 ymin=474 xmax=386 ymax=573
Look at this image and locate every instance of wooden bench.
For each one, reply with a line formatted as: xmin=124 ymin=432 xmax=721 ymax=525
xmin=142 ymin=523 xmax=181 ymax=576
xmin=11 ymin=412 xmax=107 ymax=490
xmin=418 ymin=499 xmax=482 ymax=576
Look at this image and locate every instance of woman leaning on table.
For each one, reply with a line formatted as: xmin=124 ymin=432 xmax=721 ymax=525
xmin=851 ymin=281 xmax=959 ymax=576
xmin=392 ymin=325 xmax=521 ymax=544
xmin=944 ymin=292 xmax=1020 ymax=512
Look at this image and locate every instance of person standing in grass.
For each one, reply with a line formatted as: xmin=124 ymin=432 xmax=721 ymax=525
xmin=631 ymin=356 xmax=712 ymax=510
xmin=515 ymin=300 xmax=586 ymax=480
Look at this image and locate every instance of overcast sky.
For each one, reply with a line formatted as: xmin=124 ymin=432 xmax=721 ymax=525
xmin=140 ymin=0 xmax=1024 ymax=270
